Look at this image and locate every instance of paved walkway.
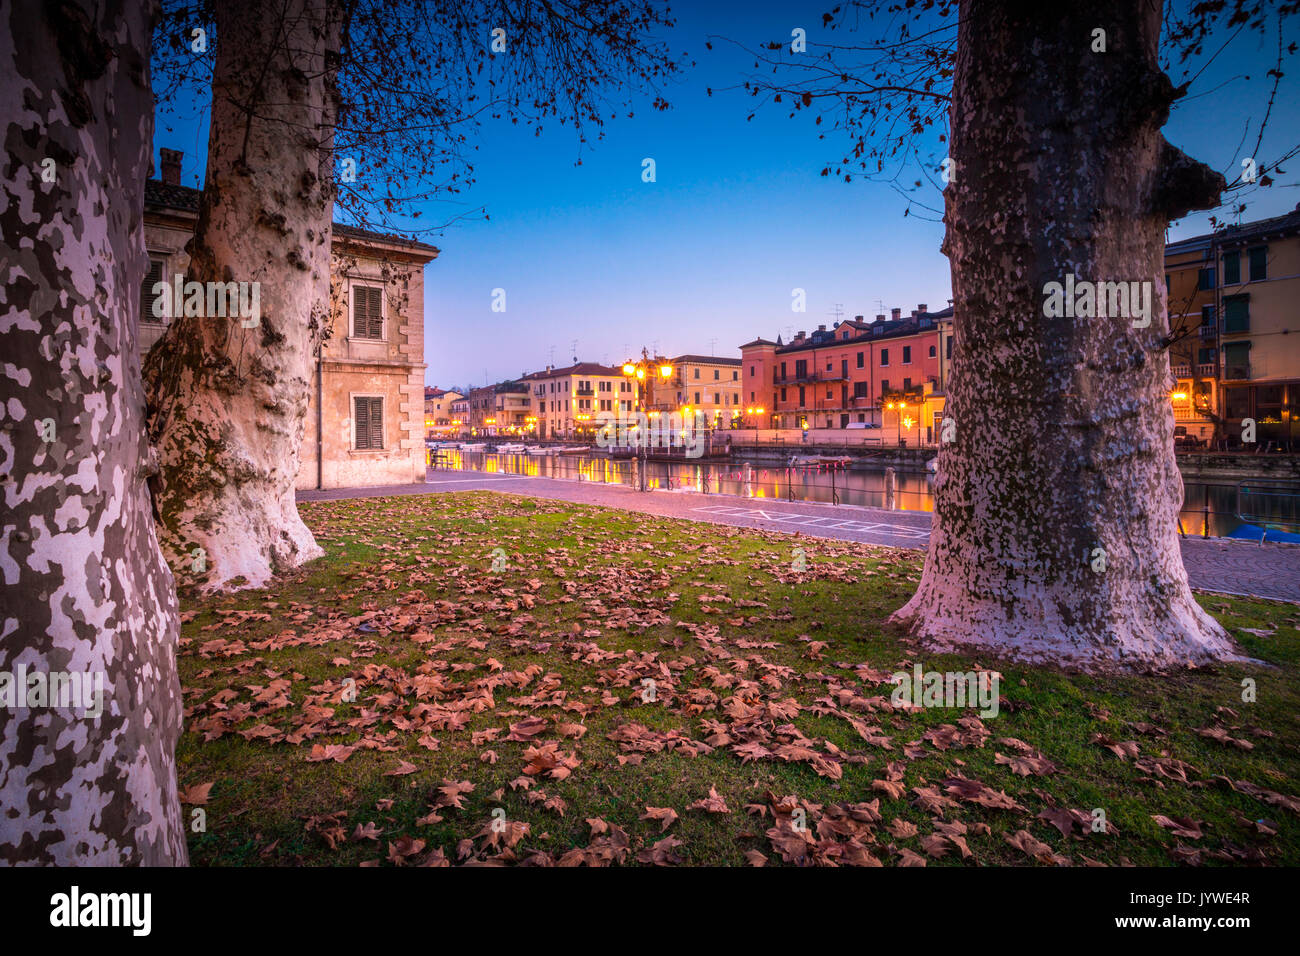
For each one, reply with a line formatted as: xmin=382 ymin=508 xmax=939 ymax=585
xmin=297 ymin=469 xmax=1300 ymax=604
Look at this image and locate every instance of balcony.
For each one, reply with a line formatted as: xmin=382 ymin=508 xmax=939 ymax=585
xmin=575 ymin=387 xmax=595 ymax=397
xmin=1171 ymin=364 xmax=1190 ymax=377
xmin=775 ymin=371 xmax=849 ymax=385
xmin=1198 ymin=325 xmax=1217 ymax=340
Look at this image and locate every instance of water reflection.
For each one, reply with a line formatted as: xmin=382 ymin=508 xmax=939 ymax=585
xmin=427 ymin=448 xmax=1296 ymax=539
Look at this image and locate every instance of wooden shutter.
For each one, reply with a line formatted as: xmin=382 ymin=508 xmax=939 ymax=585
xmin=1248 ymin=246 xmax=1268 ymax=282
xmin=1223 ymin=251 xmax=1240 ymax=285
xmin=354 ymin=396 xmax=383 ymax=449
xmin=353 ymin=286 xmax=384 ymax=339
xmin=141 ymin=259 xmax=164 ymax=324
xmin=1224 ymin=296 xmax=1250 ymax=334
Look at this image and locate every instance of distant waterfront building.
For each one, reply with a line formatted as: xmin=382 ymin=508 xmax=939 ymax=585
xmin=424 ymin=387 xmax=462 ymax=438
xmin=448 ymin=395 xmax=470 ymax=435
xmin=651 ymin=355 xmax=743 ymax=428
xmin=524 ymin=363 xmax=631 ymax=439
xmin=466 ymin=381 xmax=531 ymax=436
xmin=740 ymin=304 xmax=954 ymax=443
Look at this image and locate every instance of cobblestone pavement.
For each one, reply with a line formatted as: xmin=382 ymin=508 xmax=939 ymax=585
xmin=297 ymin=469 xmax=1300 ymax=603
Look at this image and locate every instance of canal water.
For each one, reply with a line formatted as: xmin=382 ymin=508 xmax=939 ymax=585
xmin=431 ymin=448 xmax=1299 ymax=540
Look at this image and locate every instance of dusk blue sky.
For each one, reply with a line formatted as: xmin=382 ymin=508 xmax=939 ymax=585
xmin=153 ymin=1 xmax=1300 ymax=391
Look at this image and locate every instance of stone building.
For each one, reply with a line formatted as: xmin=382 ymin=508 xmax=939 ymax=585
xmin=140 ymin=150 xmax=438 ymax=489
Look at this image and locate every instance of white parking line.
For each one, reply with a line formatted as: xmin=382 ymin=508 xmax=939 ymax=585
xmin=692 ymin=505 xmax=930 ymax=539
xmin=424 ymin=474 xmax=528 ymax=484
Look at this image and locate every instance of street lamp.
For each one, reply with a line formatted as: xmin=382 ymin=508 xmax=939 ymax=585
xmin=621 ymin=347 xmax=674 ymax=491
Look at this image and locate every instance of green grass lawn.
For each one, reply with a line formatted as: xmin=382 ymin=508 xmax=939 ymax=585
xmin=176 ymin=491 xmax=1300 ymax=866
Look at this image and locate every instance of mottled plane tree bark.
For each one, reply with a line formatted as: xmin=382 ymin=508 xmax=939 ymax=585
xmin=144 ymin=0 xmax=343 ymax=591
xmin=725 ymin=0 xmax=1294 ymax=668
xmin=892 ymin=1 xmax=1234 ymax=668
xmin=0 ymin=0 xmax=188 ymax=863
xmin=146 ymin=0 xmax=681 ymax=591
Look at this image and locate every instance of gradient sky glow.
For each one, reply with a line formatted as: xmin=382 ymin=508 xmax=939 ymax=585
xmin=153 ymin=1 xmax=1300 ymax=392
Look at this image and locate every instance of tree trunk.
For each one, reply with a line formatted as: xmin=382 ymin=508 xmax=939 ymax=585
xmin=891 ymin=0 xmax=1238 ymax=670
xmin=0 ymin=0 xmax=188 ymax=863
xmin=144 ymin=0 xmax=342 ymax=590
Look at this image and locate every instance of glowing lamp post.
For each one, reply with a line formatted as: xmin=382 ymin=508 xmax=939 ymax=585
xmin=621 ymin=348 xmax=674 ymax=491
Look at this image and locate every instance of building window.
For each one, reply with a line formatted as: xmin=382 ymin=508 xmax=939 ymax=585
xmin=1224 ymin=342 xmax=1251 ymax=380
xmin=856 ymin=351 xmax=864 ymax=368
xmin=902 ymin=345 xmax=912 ymax=365
xmin=798 ymin=386 xmax=806 ymax=407
xmin=352 ymin=285 xmax=384 ymax=339
xmin=1224 ymin=386 xmax=1251 ymax=419
xmin=1223 ymin=295 xmax=1250 ymax=334
xmin=693 ymin=368 xmax=700 ymax=379
xmin=732 ymin=370 xmax=738 ymax=380
xmin=1201 ymin=305 xmax=1216 ymax=327
xmin=1197 ymin=267 xmax=1215 ymax=291
xmin=945 ymin=337 xmax=952 ymax=360
xmin=1223 ymin=250 xmax=1240 ymax=285
xmin=353 ymin=396 xmax=384 ymax=450
xmin=141 ymin=257 xmax=166 ymax=325
xmin=1248 ymin=245 xmax=1268 ymax=281
xmin=880 ymin=349 xmax=889 ymax=367
xmin=713 ymin=369 xmax=720 ymax=380
xmin=929 ymin=345 xmax=936 ymax=358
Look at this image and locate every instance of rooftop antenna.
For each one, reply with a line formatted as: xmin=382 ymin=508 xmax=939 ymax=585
xmin=548 ymin=344 xmax=556 ymax=368
xmin=827 ymin=303 xmax=845 ymax=324
xmin=707 ymin=336 xmax=718 ymax=355
xmin=875 ymin=299 xmax=885 ymax=317
xmin=571 ymin=339 xmax=578 ymax=364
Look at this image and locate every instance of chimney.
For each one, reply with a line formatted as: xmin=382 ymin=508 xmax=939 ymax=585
xmin=917 ymin=303 xmax=928 ymax=314
xmin=159 ymin=148 xmax=182 ymax=185
xmin=817 ymin=324 xmax=826 ymax=332
xmin=854 ymin=314 xmax=863 ymax=322
xmin=875 ymin=314 xmax=885 ymax=323
xmin=890 ymin=308 xmax=901 ymax=321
